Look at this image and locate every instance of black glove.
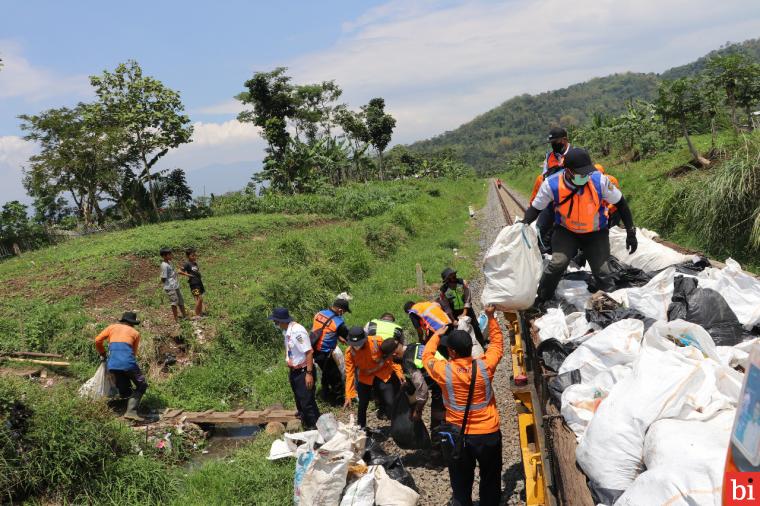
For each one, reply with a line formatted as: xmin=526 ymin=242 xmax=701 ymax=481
xmin=626 ymin=228 xmax=638 ymax=254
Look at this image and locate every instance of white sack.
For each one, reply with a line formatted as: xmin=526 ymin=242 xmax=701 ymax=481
xmin=340 ymin=472 xmax=375 ymax=506
xmin=558 ymin=319 xmax=644 ymax=381
xmin=698 ymin=258 xmax=760 ymax=330
xmin=78 ymin=362 xmax=117 ymax=399
xmin=556 ymin=278 xmax=593 ymax=311
xmin=534 ymin=308 xmax=593 ymax=344
xmin=576 ymin=320 xmax=740 ymax=493
xmin=299 ymin=449 xmax=353 ymax=506
xmin=609 ymin=227 xmax=695 ymax=271
xmin=626 ymin=267 xmax=681 ymax=321
xmin=561 ymin=364 xmax=633 ymax=440
xmin=615 ymin=410 xmax=734 ymax=506
xmin=267 ymin=438 xmax=294 ymax=460
xmin=457 ymin=316 xmax=484 ymax=358
xmin=481 ymin=223 xmax=542 ymax=310
xmin=373 ymin=465 xmax=420 ymax=506
xmin=319 ymin=420 xmax=367 ymax=463
xmin=293 ymin=444 xmax=316 ymax=505
xmin=332 ymin=346 xmax=346 ymax=379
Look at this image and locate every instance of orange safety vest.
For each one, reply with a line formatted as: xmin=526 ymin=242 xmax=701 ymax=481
xmin=530 ymin=149 xmax=568 ymax=203
xmin=548 ymin=170 xmax=608 ymax=233
xmin=311 ymin=310 xmax=343 ymax=352
xmin=345 ymin=335 xmax=402 ymax=399
xmin=409 ymin=302 xmax=451 ymax=335
xmin=440 ymin=358 xmax=499 ymax=434
xmin=595 ymin=164 xmax=620 ymax=215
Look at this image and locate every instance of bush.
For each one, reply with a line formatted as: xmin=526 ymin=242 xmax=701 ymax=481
xmin=364 ymin=220 xmax=408 ymax=258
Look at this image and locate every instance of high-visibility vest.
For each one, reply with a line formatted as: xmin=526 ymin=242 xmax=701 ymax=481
xmin=311 ymin=309 xmax=344 ymax=352
xmin=349 ymin=335 xmax=386 ymax=376
xmin=367 ymin=319 xmax=403 ymax=341
xmin=595 ymin=163 xmax=620 ymax=215
xmin=548 ymin=170 xmax=608 ymax=234
xmin=545 ymin=150 xmax=564 ymax=171
xmin=442 ymin=283 xmax=466 ymax=312
xmin=409 ymin=302 xmax=451 ymax=334
xmin=441 ymin=359 xmax=493 ymax=413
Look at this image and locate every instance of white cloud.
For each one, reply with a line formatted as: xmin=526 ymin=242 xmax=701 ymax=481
xmin=0 ymin=40 xmax=91 ymax=102
xmin=193 ymin=99 xmax=246 ymax=116
xmin=289 ymin=0 xmax=760 ymax=144
xmin=0 ymin=135 xmax=36 ymax=203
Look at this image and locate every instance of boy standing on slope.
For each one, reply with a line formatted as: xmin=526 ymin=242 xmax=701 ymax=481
xmin=159 ymin=248 xmax=188 ymax=322
xmin=182 ymin=248 xmax=206 ymax=318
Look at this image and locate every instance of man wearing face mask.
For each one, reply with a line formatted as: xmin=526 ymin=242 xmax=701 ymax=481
xmin=528 ymin=127 xmax=572 ymax=253
xmin=522 ymin=148 xmax=638 ymax=303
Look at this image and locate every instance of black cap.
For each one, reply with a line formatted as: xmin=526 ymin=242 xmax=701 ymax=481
xmin=347 ymin=326 xmax=367 ymax=347
xmin=563 ymin=148 xmax=596 ymax=175
xmin=333 ymin=298 xmax=351 ymax=313
xmin=379 ymin=338 xmax=400 ymax=357
xmin=441 ymin=330 xmax=472 ymax=355
xmin=159 ymin=247 xmax=172 ymax=256
xmin=268 ymin=307 xmax=293 ymax=323
xmin=440 ymin=267 xmax=457 ymax=281
xmin=119 ymin=311 xmax=140 ymax=325
xmin=547 ymin=127 xmax=568 ymax=141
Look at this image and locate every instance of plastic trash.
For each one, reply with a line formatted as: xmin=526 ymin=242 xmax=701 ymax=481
xmin=267 ymin=438 xmax=294 ymax=460
xmin=477 ymin=312 xmax=487 ymax=332
xmin=535 ymin=338 xmax=578 ymax=373
xmin=481 ymin=223 xmax=542 ymax=310
xmin=390 ymin=389 xmax=432 ymax=450
xmin=293 ymin=444 xmax=315 ymax=505
xmin=667 ymin=275 xmax=744 ymax=346
xmin=78 ymin=362 xmax=117 ymax=399
xmin=298 ymin=449 xmax=353 ymax=506
xmin=534 ymin=308 xmax=593 ymax=344
xmin=608 ymin=227 xmax=695 ymax=272
xmin=556 ymin=278 xmax=593 ymax=311
xmin=373 ymin=465 xmax=420 ymax=506
xmin=548 ymin=369 xmax=581 ymax=407
xmin=585 ymin=306 xmax=655 ymax=331
xmin=316 ymin=413 xmax=339 ymax=443
xmin=457 ymin=316 xmax=484 ymax=358
xmin=697 ymin=258 xmax=760 ymax=330
xmin=615 ymin=410 xmax=733 ymax=506
xmin=332 ymin=346 xmax=346 ymax=379
xmin=340 ymin=472 xmax=375 ymax=506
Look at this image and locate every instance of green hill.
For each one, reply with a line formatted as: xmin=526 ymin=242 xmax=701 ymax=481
xmin=410 ymin=37 xmax=760 ymax=171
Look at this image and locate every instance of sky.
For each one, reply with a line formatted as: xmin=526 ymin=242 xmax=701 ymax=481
xmin=2 ymin=0 xmax=760 ymax=204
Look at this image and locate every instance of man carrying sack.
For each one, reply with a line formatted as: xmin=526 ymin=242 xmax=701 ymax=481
xmin=422 ymin=305 xmax=504 ymax=506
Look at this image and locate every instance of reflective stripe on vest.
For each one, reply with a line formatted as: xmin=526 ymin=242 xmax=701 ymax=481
xmin=442 ymin=359 xmax=493 ymax=412
xmin=548 ymin=171 xmax=608 ymax=233
xmin=444 ymin=285 xmax=465 ymax=311
xmin=411 ymin=302 xmax=450 ymax=332
xmin=368 ymin=319 xmax=402 ymax=340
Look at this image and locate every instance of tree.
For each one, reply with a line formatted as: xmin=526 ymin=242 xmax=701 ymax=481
xmin=162 ymin=168 xmax=193 ymax=208
xmin=90 ymin=60 xmax=193 ymax=215
xmin=706 ymin=53 xmax=754 ymax=132
xmin=362 ymin=98 xmax=396 ymax=180
xmin=656 ymin=78 xmax=710 ymax=166
xmin=20 ymin=103 xmax=131 ymax=227
xmin=336 ymin=107 xmax=371 ymax=181
xmin=696 ymin=76 xmax=724 ymax=149
xmin=735 ymin=62 xmax=760 ymax=130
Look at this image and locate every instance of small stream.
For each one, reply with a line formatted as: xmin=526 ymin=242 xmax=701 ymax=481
xmin=184 ymin=425 xmax=262 ymax=470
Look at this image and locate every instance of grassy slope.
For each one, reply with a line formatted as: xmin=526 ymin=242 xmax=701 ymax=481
xmin=0 ymin=177 xmax=487 ymax=505
xmin=500 ymin=130 xmax=760 ymax=272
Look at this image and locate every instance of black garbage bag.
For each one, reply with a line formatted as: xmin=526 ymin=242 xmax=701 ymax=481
xmin=585 ymin=307 xmax=656 ymax=331
xmin=363 ymin=435 xmax=388 ymax=464
xmin=667 ymin=275 xmax=744 ymax=346
xmin=363 ymin=442 xmax=418 ymax=491
xmin=536 ymin=338 xmax=578 ymax=372
xmin=548 ymin=369 xmax=582 ymax=408
xmin=674 ymin=256 xmax=711 ymax=275
xmin=587 ymin=256 xmax=652 ymax=292
xmin=390 ymin=389 xmax=432 ymax=450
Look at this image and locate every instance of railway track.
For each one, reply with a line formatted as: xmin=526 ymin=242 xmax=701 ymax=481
xmin=491 ymin=179 xmax=594 ymax=506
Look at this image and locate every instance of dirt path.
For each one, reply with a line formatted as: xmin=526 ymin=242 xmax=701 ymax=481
xmin=338 ymin=183 xmax=526 ymax=505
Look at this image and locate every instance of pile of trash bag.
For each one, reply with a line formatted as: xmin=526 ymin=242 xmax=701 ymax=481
xmin=490 ymin=221 xmax=760 ymax=505
xmin=268 ymin=413 xmax=419 ymax=506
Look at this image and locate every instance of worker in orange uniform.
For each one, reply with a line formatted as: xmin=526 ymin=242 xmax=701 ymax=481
xmin=94 ymin=311 xmax=147 ymax=420
xmin=522 ymin=148 xmax=638 ymax=302
xmin=343 ymin=326 xmax=405 ymax=427
xmin=403 ymin=300 xmax=453 ymax=343
xmin=423 ymin=304 xmax=504 ymax=506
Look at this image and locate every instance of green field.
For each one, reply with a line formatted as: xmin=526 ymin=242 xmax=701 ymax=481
xmin=0 ymin=177 xmax=487 ymax=504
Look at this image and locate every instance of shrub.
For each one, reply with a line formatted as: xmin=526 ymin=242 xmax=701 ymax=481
xmin=364 ymin=221 xmax=408 ymax=258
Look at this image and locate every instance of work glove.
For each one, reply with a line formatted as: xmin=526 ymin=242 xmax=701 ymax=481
xmin=626 ymin=228 xmax=638 ymax=254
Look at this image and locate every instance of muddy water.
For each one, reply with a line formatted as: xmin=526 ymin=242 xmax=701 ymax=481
xmin=184 ymin=425 xmax=262 ymax=470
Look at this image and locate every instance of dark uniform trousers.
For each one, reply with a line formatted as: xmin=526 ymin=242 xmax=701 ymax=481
xmin=289 ymin=367 xmax=320 ymax=428
xmin=449 ymin=431 xmax=503 ymax=506
xmin=536 ymin=204 xmax=555 ymax=253
xmin=313 ymin=350 xmax=345 ymax=406
xmin=537 ymin=226 xmax=615 ymax=301
xmin=357 ymin=375 xmax=399 ymax=428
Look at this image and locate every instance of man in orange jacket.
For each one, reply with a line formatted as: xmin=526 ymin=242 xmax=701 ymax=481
xmin=423 ymin=305 xmax=504 ymax=506
xmin=343 ymin=326 xmax=405 ymax=427
xmin=94 ymin=311 xmax=146 ymax=421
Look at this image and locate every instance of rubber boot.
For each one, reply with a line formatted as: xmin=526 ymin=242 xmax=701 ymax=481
xmin=123 ymin=393 xmax=143 ymax=421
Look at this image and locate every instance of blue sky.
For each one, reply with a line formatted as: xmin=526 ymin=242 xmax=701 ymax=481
xmin=2 ymin=0 xmax=760 ymax=203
